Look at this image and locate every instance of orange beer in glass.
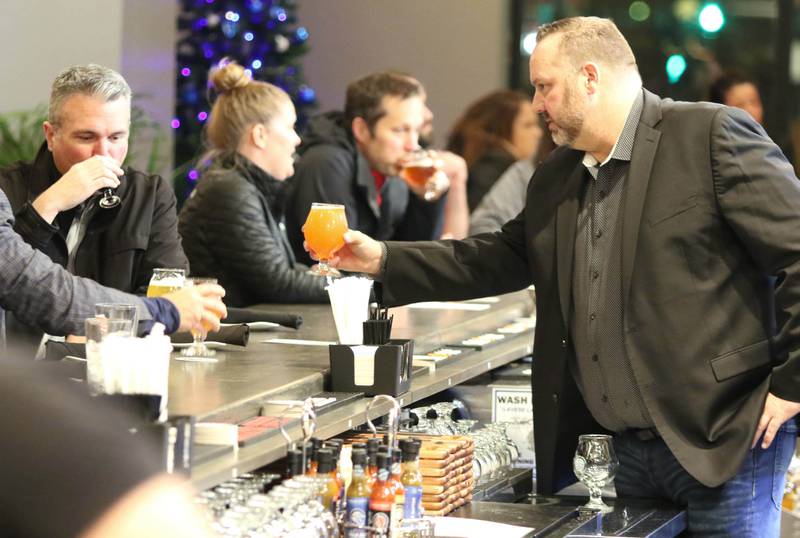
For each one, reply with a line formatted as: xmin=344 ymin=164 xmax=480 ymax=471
xmin=303 ymin=203 xmax=348 ymax=277
xmin=400 ymin=149 xmax=438 ymax=200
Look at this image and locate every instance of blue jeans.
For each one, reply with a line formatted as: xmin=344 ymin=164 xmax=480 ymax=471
xmin=613 ymin=420 xmax=797 ymax=537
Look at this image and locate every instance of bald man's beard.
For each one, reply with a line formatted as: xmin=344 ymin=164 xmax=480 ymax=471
xmin=546 ymin=85 xmax=585 ymax=147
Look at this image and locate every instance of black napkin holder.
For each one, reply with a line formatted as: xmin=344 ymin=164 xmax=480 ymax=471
xmin=328 ymin=339 xmax=413 ymax=397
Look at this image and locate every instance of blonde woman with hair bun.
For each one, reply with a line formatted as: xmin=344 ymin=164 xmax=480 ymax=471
xmin=179 ymin=60 xmax=327 ymax=306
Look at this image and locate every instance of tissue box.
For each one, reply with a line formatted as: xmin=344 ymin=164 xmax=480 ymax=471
xmin=328 ymin=339 xmax=413 ymax=396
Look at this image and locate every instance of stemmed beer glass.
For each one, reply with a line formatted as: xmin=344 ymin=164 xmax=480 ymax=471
xmin=573 ymin=434 xmax=618 ymax=513
xmin=400 ymin=149 xmax=440 ymax=201
xmin=98 ymin=187 xmax=121 ymax=209
xmin=302 ymin=203 xmax=348 ymax=277
xmin=180 ymin=277 xmax=223 ymax=361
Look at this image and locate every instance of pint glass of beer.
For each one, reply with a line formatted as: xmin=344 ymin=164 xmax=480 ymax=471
xmin=400 ymin=149 xmax=439 ymax=201
xmin=302 ymin=203 xmax=348 ymax=277
xmin=146 ymin=268 xmax=186 ymax=297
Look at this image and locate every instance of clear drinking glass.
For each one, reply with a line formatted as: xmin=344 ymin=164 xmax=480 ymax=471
xmin=94 ymin=303 xmax=138 ymax=336
xmin=573 ymin=434 xmax=618 ymax=513
xmin=400 ymin=149 xmax=439 ymax=201
xmin=85 ymin=316 xmax=136 ymax=395
xmin=146 ymin=268 xmax=186 ymax=297
xmin=179 ymin=277 xmax=222 ymax=361
xmin=302 ymin=203 xmax=348 ymax=278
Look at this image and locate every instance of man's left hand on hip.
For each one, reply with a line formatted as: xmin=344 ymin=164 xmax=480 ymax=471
xmin=752 ymin=392 xmax=800 ymax=449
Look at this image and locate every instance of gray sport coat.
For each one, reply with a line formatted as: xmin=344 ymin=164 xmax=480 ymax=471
xmin=0 ymin=190 xmax=149 ymax=351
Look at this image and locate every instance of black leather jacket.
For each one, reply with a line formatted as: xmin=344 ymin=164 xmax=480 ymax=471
xmin=179 ymin=154 xmax=327 ymax=306
xmin=0 ymin=144 xmax=189 ymax=294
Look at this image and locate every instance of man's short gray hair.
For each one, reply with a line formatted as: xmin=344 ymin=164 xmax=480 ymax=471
xmin=537 ymin=17 xmax=638 ymax=75
xmin=48 ymin=64 xmax=132 ymax=125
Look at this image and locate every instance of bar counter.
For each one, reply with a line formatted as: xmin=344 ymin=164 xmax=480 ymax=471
xmin=169 ymin=290 xmax=535 ymax=489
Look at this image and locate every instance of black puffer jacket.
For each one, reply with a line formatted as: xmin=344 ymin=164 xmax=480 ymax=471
xmin=285 ymin=111 xmax=445 ymax=265
xmin=178 ymin=154 xmax=327 ymax=306
xmin=465 ymin=149 xmax=516 ymax=211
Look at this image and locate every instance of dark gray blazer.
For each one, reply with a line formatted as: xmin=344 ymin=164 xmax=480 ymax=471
xmin=0 ymin=190 xmax=150 ymax=350
xmin=379 ymin=89 xmax=800 ymax=494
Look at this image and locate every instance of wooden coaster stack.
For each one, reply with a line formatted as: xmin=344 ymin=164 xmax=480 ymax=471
xmin=344 ymin=433 xmax=474 ymax=516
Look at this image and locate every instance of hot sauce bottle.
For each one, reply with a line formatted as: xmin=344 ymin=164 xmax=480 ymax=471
xmin=400 ymin=439 xmax=423 ymax=522
xmin=366 ymin=438 xmax=380 ymax=485
xmin=387 ymin=448 xmax=405 ymax=537
xmin=316 ymin=448 xmax=341 ymax=513
xmin=284 ymin=448 xmax=304 ymax=480
xmin=306 ymin=437 xmax=323 ymax=476
xmin=368 ymin=453 xmax=395 ymax=536
xmin=345 ymin=448 xmax=372 ymax=538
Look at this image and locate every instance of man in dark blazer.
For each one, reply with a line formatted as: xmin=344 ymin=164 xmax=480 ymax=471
xmin=324 ymin=17 xmax=800 ymax=537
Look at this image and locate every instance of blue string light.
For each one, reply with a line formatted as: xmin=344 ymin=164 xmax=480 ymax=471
xmin=269 ymin=6 xmax=287 ymax=21
xmin=222 ymin=20 xmax=239 ymax=38
xmin=298 ymin=85 xmax=315 ymax=103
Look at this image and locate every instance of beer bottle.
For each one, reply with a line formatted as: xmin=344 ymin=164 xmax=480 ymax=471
xmin=368 ymin=452 xmax=395 ymax=536
xmin=284 ymin=448 xmax=304 ymax=480
xmin=316 ymin=448 xmax=340 ymax=512
xmin=345 ymin=448 xmax=372 ymax=538
xmin=400 ymin=439 xmax=424 ymax=522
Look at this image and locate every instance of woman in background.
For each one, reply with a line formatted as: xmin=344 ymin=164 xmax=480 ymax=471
xmin=179 ymin=60 xmax=327 ymax=306
xmin=446 ymin=90 xmax=541 ymax=211
xmin=708 ymin=70 xmax=795 ymax=169
xmin=708 ymin=70 xmax=764 ymax=125
xmin=469 ymin=115 xmax=555 ymax=235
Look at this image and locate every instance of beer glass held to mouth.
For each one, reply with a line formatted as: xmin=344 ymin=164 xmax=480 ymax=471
xmin=400 ymin=149 xmax=439 ymax=201
xmin=303 ymin=203 xmax=349 ymax=278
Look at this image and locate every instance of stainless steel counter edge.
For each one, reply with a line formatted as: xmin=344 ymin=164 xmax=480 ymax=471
xmin=190 ymin=326 xmax=535 ymax=490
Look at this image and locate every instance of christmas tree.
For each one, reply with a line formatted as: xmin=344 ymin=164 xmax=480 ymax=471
xmin=174 ymin=0 xmax=316 ymax=201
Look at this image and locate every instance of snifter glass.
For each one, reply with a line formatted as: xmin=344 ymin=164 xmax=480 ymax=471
xmin=146 ymin=268 xmax=186 ymax=298
xmin=302 ymin=203 xmax=348 ymax=278
xmin=573 ymin=434 xmax=618 ymax=513
xmin=179 ymin=277 xmax=222 ymax=361
xmin=400 ymin=149 xmax=439 ymax=201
